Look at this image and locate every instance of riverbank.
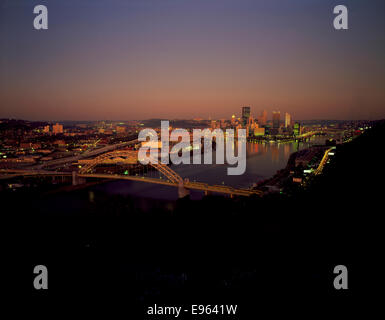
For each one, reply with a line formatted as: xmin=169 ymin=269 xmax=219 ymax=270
xmin=254 ymin=144 xmax=330 ymax=194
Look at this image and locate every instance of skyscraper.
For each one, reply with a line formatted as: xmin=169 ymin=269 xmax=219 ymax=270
xmin=285 ymin=112 xmax=291 ymax=128
xmin=293 ymin=122 xmax=301 ymax=136
xmin=242 ymin=106 xmax=251 ymax=126
xmin=272 ymin=111 xmax=280 ymax=129
xmin=258 ymin=110 xmax=267 ymax=126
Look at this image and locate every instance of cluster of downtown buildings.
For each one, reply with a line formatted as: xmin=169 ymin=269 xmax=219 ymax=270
xmin=209 ymin=107 xmax=301 ymax=138
xmin=0 ymin=115 xmax=364 ymax=171
xmin=0 ymin=119 xmax=140 ymax=167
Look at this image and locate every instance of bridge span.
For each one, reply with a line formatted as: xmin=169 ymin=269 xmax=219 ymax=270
xmin=0 ymin=168 xmax=263 ymax=197
xmin=29 ymin=139 xmax=139 ymax=169
xmin=78 ymin=173 xmax=262 ymax=197
xmin=0 ymin=145 xmax=264 ymax=197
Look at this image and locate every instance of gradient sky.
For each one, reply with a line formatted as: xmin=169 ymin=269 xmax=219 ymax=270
xmin=1 ymin=0 xmax=384 ymax=120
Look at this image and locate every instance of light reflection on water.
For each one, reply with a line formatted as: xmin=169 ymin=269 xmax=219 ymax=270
xmin=92 ymin=136 xmax=330 ymax=201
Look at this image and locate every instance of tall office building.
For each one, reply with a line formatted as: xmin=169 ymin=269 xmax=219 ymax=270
xmin=52 ymin=123 xmax=63 ymax=134
xmin=272 ymin=111 xmax=280 ymax=129
xmin=242 ymin=106 xmax=251 ymax=126
xmin=285 ymin=112 xmax=291 ymax=128
xmin=293 ymin=122 xmax=301 ymax=136
xmin=258 ymin=110 xmax=267 ymax=126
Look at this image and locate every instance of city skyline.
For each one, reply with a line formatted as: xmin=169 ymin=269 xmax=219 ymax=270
xmin=1 ymin=0 xmax=385 ymax=121
xmin=1 ymin=1 xmax=382 ymax=309
xmin=1 ymin=111 xmax=355 ymax=122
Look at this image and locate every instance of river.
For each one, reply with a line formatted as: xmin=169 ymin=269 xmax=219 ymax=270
xmin=89 ymin=135 xmax=331 ymax=201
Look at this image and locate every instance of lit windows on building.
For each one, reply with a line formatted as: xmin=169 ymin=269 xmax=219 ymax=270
xmin=272 ymin=111 xmax=280 ymax=129
xmin=52 ymin=123 xmax=63 ymax=134
xmin=242 ymin=106 xmax=251 ymax=126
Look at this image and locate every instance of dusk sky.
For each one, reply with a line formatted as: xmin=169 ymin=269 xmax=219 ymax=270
xmin=1 ymin=0 xmax=384 ymax=121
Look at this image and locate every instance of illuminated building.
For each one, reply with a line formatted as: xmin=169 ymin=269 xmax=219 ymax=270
xmin=242 ymin=106 xmax=251 ymax=126
xmin=285 ymin=112 xmax=291 ymax=128
xmin=253 ymin=127 xmax=265 ymax=136
xmin=293 ymin=122 xmax=301 ymax=136
xmin=52 ymin=123 xmax=63 ymax=134
xmin=20 ymin=142 xmax=31 ymax=149
xmin=43 ymin=125 xmax=50 ymax=133
xmin=53 ymin=139 xmax=66 ymax=146
xmin=272 ymin=111 xmax=280 ymax=129
xmin=116 ymin=126 xmax=126 ymax=134
xmin=231 ymin=114 xmax=236 ymax=126
xmin=258 ymin=110 xmax=267 ymax=126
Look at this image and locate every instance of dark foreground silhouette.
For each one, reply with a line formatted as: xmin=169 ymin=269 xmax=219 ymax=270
xmin=5 ymin=121 xmax=384 ymax=316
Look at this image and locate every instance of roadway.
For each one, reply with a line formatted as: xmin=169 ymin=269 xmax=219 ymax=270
xmin=79 ymin=173 xmax=263 ymax=197
xmin=0 ymin=169 xmax=71 ymax=180
xmin=314 ymin=147 xmax=334 ymax=175
xmin=29 ymin=139 xmax=139 ymax=169
xmin=0 ymin=169 xmax=262 ymax=197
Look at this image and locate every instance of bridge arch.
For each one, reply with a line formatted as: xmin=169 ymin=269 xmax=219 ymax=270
xmin=78 ymin=150 xmax=182 ymax=184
